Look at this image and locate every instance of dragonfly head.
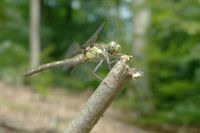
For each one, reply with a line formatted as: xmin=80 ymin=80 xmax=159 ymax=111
xmin=107 ymin=41 xmax=121 ymax=55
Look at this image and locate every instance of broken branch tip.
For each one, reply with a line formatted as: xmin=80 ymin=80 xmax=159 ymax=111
xmin=132 ymin=71 xmax=143 ymax=79
xmin=120 ymin=55 xmax=133 ymax=63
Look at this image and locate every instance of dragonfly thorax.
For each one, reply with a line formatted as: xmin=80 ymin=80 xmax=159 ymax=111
xmin=107 ymin=41 xmax=121 ymax=55
xmin=84 ymin=45 xmax=104 ymax=60
xmin=84 ymin=41 xmax=121 ymax=60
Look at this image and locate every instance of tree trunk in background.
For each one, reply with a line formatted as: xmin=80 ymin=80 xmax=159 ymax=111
xmin=30 ymin=0 xmax=41 ymax=68
xmin=66 ymin=0 xmax=73 ymax=47
xmin=132 ymin=0 xmax=154 ymax=113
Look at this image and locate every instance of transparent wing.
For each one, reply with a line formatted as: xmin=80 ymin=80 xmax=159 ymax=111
xmin=63 ymin=42 xmax=82 ymax=71
xmin=65 ymin=42 xmax=81 ymax=58
xmin=82 ymin=22 xmax=105 ymax=48
xmin=70 ymin=61 xmax=101 ymax=81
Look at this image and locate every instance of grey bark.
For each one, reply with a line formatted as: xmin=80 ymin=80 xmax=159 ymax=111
xmin=132 ymin=0 xmax=154 ymax=113
xmin=64 ymin=55 xmax=142 ymax=133
xmin=30 ymin=0 xmax=41 ymax=68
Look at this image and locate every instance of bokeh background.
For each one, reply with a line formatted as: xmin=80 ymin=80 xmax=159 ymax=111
xmin=0 ymin=0 xmax=199 ymax=133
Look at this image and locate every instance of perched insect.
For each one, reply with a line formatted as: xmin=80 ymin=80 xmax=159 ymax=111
xmin=24 ymin=22 xmax=122 ymax=80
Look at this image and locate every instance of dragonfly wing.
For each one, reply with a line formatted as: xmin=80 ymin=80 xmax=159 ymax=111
xmin=65 ymin=42 xmax=81 ymax=58
xmin=63 ymin=42 xmax=82 ymax=71
xmin=70 ymin=61 xmax=97 ymax=81
xmin=82 ymin=22 xmax=105 ymax=48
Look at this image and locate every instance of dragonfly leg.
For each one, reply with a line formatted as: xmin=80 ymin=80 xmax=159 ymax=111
xmin=106 ymin=56 xmax=111 ymax=69
xmin=109 ymin=59 xmax=118 ymax=65
xmin=93 ymin=59 xmax=104 ymax=81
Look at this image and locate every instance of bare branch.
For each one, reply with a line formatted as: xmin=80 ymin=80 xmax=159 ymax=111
xmin=64 ymin=55 xmax=142 ymax=133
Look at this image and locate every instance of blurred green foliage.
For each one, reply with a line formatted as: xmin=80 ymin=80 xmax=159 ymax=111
xmin=0 ymin=41 xmax=28 ymax=84
xmin=144 ymin=0 xmax=200 ymax=125
xmin=0 ymin=0 xmax=199 ymax=127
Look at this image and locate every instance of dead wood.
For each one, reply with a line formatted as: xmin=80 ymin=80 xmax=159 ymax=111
xmin=64 ymin=55 xmax=142 ymax=133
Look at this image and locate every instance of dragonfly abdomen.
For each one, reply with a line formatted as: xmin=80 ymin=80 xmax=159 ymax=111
xmin=24 ymin=54 xmax=87 ymax=77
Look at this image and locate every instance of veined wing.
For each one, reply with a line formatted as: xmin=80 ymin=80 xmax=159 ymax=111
xmin=63 ymin=42 xmax=81 ymax=71
xmin=24 ymin=54 xmax=86 ymax=77
xmin=82 ymin=22 xmax=105 ymax=48
xmin=65 ymin=42 xmax=81 ymax=58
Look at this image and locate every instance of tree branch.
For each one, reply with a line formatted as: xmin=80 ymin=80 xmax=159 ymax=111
xmin=63 ymin=55 xmax=142 ymax=133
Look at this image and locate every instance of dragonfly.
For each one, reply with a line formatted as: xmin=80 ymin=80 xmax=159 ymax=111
xmin=24 ymin=22 xmax=122 ymax=80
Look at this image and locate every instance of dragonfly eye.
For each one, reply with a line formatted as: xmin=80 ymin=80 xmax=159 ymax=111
xmin=108 ymin=41 xmax=121 ymax=54
xmin=109 ymin=41 xmax=117 ymax=47
xmin=116 ymin=44 xmax=121 ymax=52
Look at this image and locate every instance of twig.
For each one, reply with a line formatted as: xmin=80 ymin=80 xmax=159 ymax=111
xmin=63 ymin=55 xmax=142 ymax=133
